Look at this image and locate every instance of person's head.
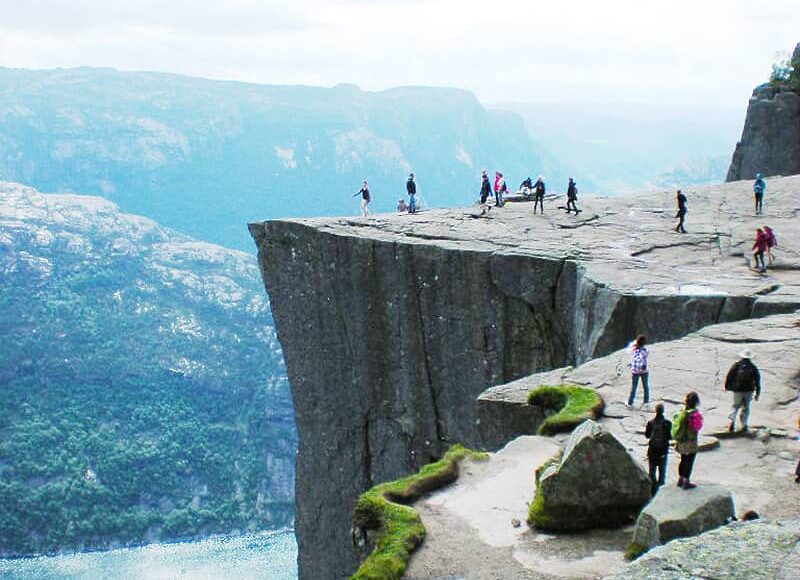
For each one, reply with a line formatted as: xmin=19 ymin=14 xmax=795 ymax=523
xmin=756 ymin=228 xmax=763 ymax=235
xmin=655 ymin=403 xmax=665 ymax=417
xmin=363 ymin=180 xmax=368 ymax=186
xmin=409 ymin=173 xmax=414 ymax=179
xmin=569 ymin=177 xmax=574 ymax=183
xmin=756 ymin=173 xmax=763 ymax=179
xmin=537 ymin=175 xmax=543 ymax=181
xmin=677 ymin=189 xmax=682 ymax=195
xmin=635 ymin=334 xmax=646 ymax=348
xmin=482 ymin=169 xmax=487 ymax=177
xmin=684 ymin=391 xmax=700 ymax=410
xmin=763 ymin=225 xmax=772 ymax=232
xmin=738 ymin=348 xmax=753 ymax=360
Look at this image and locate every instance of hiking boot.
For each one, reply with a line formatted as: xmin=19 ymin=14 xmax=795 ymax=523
xmin=677 ymin=477 xmax=685 ymax=487
xmin=741 ymin=425 xmax=749 ymax=433
xmin=683 ymin=481 xmax=697 ymax=490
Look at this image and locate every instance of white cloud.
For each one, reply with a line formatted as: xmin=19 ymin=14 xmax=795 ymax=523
xmin=0 ymin=0 xmax=798 ymax=106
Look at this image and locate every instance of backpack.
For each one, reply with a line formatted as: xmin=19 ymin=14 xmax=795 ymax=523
xmin=725 ymin=360 xmax=756 ymax=392
xmin=649 ymin=418 xmax=670 ymax=451
xmin=671 ymin=410 xmax=688 ymax=442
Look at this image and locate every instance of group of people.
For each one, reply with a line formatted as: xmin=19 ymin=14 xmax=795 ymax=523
xmin=674 ymin=176 xmax=778 ymax=273
xmin=628 ymin=335 xmax=798 ymax=495
xmin=481 ymin=172 xmax=578 ymax=215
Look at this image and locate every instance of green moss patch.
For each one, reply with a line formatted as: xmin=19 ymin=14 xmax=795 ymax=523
xmin=350 ymin=445 xmax=488 ymax=580
xmin=527 ymin=384 xmax=604 ymax=435
xmin=625 ymin=541 xmax=648 ymax=560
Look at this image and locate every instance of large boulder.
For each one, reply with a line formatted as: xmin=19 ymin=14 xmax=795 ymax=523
xmin=530 ymin=420 xmax=651 ymax=531
xmin=631 ymin=484 xmax=735 ymax=553
xmin=607 ymin=519 xmax=800 ymax=580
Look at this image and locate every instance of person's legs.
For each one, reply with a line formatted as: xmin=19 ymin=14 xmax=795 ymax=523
xmin=408 ymin=195 xmax=416 ymax=213
xmin=677 ymin=454 xmax=687 ymax=486
xmin=648 ymin=454 xmax=658 ymax=495
xmin=682 ymin=453 xmax=697 ymax=487
xmin=628 ymin=374 xmax=640 ymax=406
xmin=739 ymin=391 xmax=753 ymax=430
xmin=729 ymin=393 xmax=742 ymax=431
xmin=657 ymin=452 xmax=668 ymax=487
xmin=641 ymin=373 xmax=650 ymax=404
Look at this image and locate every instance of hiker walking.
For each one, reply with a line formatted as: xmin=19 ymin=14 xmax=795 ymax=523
xmin=353 ymin=180 xmax=371 ymax=217
xmin=406 ymin=173 xmax=417 ymax=214
xmin=675 ymin=189 xmax=687 ymax=233
xmin=533 ymin=175 xmax=546 ymax=214
xmin=645 ymin=403 xmax=672 ymax=496
xmin=753 ymin=173 xmax=765 ymax=214
xmin=764 ymin=225 xmax=777 ymax=263
xmin=627 ymin=335 xmax=650 ymax=407
xmin=724 ymin=349 xmax=761 ymax=433
xmin=752 ymin=228 xmax=768 ymax=273
xmin=479 ymin=170 xmax=492 ymax=215
xmin=566 ymin=178 xmax=578 ymax=213
xmin=674 ymin=391 xmax=703 ymax=490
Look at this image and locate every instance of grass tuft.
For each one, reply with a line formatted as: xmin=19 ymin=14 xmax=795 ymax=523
xmin=527 ymin=384 xmax=604 ymax=435
xmin=350 ymin=444 xmax=487 ymax=580
xmin=625 ymin=541 xmax=648 ymax=560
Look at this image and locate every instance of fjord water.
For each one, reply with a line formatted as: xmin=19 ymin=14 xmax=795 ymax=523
xmin=0 ymin=532 xmax=297 ymax=580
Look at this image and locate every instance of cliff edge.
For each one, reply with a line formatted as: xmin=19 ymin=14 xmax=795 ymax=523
xmin=727 ymin=43 xmax=800 ymax=181
xmin=250 ymin=176 xmax=800 ymax=580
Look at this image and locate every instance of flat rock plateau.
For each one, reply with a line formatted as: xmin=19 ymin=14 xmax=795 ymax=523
xmin=250 ymin=176 xmax=800 ymax=579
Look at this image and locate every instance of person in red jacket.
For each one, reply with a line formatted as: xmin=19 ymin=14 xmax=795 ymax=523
xmin=763 ymin=225 xmax=777 ymax=263
xmin=752 ymin=228 xmax=768 ymax=273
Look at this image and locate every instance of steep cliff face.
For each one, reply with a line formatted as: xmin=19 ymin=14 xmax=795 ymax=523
xmin=251 ymin=177 xmax=800 ymax=580
xmin=727 ymin=43 xmax=800 ymax=181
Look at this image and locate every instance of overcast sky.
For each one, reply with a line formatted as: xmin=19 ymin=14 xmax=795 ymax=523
xmin=1 ymin=0 xmax=798 ymax=107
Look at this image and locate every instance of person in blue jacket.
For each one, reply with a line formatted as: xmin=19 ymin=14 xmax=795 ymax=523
xmin=753 ymin=173 xmax=765 ymax=215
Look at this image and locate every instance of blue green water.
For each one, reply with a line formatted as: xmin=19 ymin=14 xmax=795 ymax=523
xmin=0 ymin=531 xmax=297 ymax=580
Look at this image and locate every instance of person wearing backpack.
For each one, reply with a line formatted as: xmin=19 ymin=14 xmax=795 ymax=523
xmin=753 ymin=173 xmax=765 ymax=215
xmin=724 ymin=349 xmax=761 ymax=433
xmin=673 ymin=391 xmax=703 ymax=490
xmin=533 ymin=175 xmax=546 ymax=214
xmin=645 ymin=404 xmax=672 ymax=495
xmin=627 ymin=334 xmax=649 ymax=407
xmin=566 ymin=178 xmax=579 ymax=214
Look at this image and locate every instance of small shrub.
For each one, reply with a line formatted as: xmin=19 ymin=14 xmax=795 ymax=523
xmin=350 ymin=444 xmax=487 ymax=580
xmin=625 ymin=541 xmax=648 ymax=560
xmin=527 ymin=384 xmax=604 ymax=435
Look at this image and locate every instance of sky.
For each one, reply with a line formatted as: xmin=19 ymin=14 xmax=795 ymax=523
xmin=0 ymin=0 xmax=798 ymax=107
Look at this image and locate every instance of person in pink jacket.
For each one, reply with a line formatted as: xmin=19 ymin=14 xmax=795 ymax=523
xmin=675 ymin=391 xmax=703 ymax=489
xmin=752 ymin=228 xmax=768 ymax=273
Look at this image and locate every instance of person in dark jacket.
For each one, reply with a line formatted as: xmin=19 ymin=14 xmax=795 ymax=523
xmin=479 ymin=170 xmax=492 ymax=215
xmin=353 ymin=180 xmax=371 ymax=217
xmin=753 ymin=173 xmax=765 ymax=215
xmin=533 ymin=175 xmax=546 ymax=214
xmin=675 ymin=190 xmax=687 ymax=233
xmin=406 ymin=173 xmax=417 ymax=214
xmin=724 ymin=349 xmax=761 ymax=433
xmin=645 ymin=404 xmax=672 ymax=495
xmin=566 ymin=178 xmax=578 ymax=213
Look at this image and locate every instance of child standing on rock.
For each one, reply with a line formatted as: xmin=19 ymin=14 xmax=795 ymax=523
xmin=673 ymin=391 xmax=703 ymax=490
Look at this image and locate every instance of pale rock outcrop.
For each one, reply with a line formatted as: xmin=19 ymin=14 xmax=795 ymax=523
xmin=607 ymin=519 xmax=800 ymax=580
xmin=631 ymin=484 xmax=735 ymax=551
xmin=534 ymin=420 xmax=651 ymax=530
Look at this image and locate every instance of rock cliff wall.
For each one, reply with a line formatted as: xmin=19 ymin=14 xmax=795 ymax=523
xmin=726 ymin=43 xmax=800 ymax=181
xmin=249 ymin=179 xmax=800 ymax=579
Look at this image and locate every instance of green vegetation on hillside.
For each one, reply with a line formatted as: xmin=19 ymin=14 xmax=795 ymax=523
xmin=350 ymin=445 xmax=487 ymax=580
xmin=527 ymin=384 xmax=604 ymax=435
xmin=0 ymin=187 xmax=295 ymax=555
xmin=770 ymin=51 xmax=800 ymax=91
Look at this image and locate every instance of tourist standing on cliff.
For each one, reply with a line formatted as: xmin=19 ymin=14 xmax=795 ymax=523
xmin=764 ymin=225 xmax=777 ymax=263
xmin=533 ymin=175 xmax=546 ymax=214
xmin=479 ymin=170 xmax=492 ymax=215
xmin=645 ymin=404 xmax=672 ymax=495
xmin=406 ymin=173 xmax=417 ymax=214
xmin=673 ymin=391 xmax=703 ymax=490
xmin=353 ymin=180 xmax=371 ymax=217
xmin=675 ymin=189 xmax=687 ymax=233
xmin=753 ymin=174 xmax=766 ymax=214
xmin=627 ymin=335 xmax=650 ymax=407
xmin=724 ymin=349 xmax=761 ymax=433
xmin=494 ymin=172 xmax=506 ymax=207
xmin=566 ymin=178 xmax=578 ymax=213
xmin=752 ymin=228 xmax=768 ymax=273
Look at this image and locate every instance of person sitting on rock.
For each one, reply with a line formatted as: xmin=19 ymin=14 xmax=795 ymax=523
xmin=627 ymin=334 xmax=649 ymax=407
xmin=397 ymin=198 xmax=408 ymax=212
xmin=519 ymin=177 xmax=533 ymax=196
xmin=673 ymin=391 xmax=703 ymax=490
xmin=675 ymin=189 xmax=687 ymax=233
xmin=752 ymin=228 xmax=768 ymax=273
xmin=645 ymin=403 xmax=672 ymax=495
xmin=724 ymin=349 xmax=761 ymax=433
xmin=753 ymin=173 xmax=766 ymax=215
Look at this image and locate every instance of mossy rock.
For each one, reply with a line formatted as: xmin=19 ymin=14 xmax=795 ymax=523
xmin=527 ymin=384 xmax=605 ymax=435
xmin=350 ymin=445 xmax=488 ymax=580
